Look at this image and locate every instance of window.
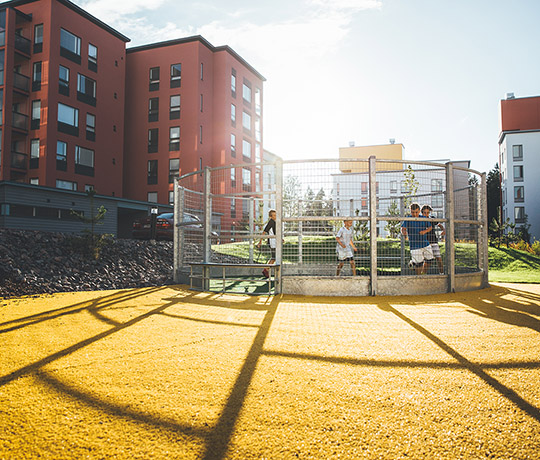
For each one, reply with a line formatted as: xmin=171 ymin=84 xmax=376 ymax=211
xmin=149 ymin=67 xmax=160 ymax=91
xmin=30 ymin=178 xmax=39 ymax=185
xmin=361 ymin=182 xmax=368 ymax=194
xmin=255 ymin=143 xmax=261 ymax=163
xmin=56 ymin=141 xmax=67 ymax=162
xmin=85 ymin=184 xmax=94 ymax=192
xmin=0 ymin=11 xmax=4 ymax=47
xmin=169 ymin=126 xmax=180 ymax=151
xmin=255 ymin=118 xmax=261 ymax=142
xmin=514 ymin=206 xmax=525 ymax=223
xmin=0 ymin=50 xmax=4 ymax=85
xmin=148 ymin=97 xmax=159 ymax=122
xmin=242 ymin=167 xmax=251 ymax=191
xmin=58 ymin=103 xmax=79 ymax=136
xmin=361 ymin=198 xmax=368 ymax=210
xmin=32 ymin=61 xmax=42 ymax=91
xmin=514 ymin=186 xmax=524 ymax=202
xmin=255 ymin=88 xmax=261 ymax=115
xmin=77 ymin=74 xmax=96 ymax=106
xmin=59 ymin=65 xmax=69 ymax=96
xmin=147 ymin=192 xmax=158 ymax=203
xmin=169 ymin=95 xmax=180 ymax=120
xmin=231 ymin=104 xmax=236 ymax=124
xmin=60 ymin=28 xmax=81 ymax=63
xmin=200 ymin=94 xmax=203 ymax=112
xmin=231 ymin=134 xmax=236 ymax=157
xmin=170 ymin=63 xmax=181 ymax=88
xmin=169 ymin=191 xmax=174 ymax=205
xmin=30 ymin=139 xmax=39 ymax=169
xmin=57 ymin=179 xmax=77 ymax=191
xmin=231 ymin=69 xmax=236 ymax=96
xmin=390 ymin=180 xmax=397 ymax=193
xmin=513 ymin=165 xmax=523 ymax=181
xmin=242 ymin=111 xmax=251 ymax=131
xmin=231 ymin=166 xmax=236 ymax=187
xmin=200 ymin=62 xmax=204 ymax=80
xmin=148 ymin=128 xmax=158 ymax=153
xmin=431 ymin=179 xmax=443 ymax=192
xmin=75 ymin=146 xmax=94 ymax=176
xmin=88 ymin=43 xmax=97 ymax=71
xmin=33 ymin=24 xmax=43 ymax=53
xmin=242 ymin=139 xmax=251 ymax=160
xmin=243 ymin=82 xmax=251 ymax=103
xmin=231 ymin=198 xmax=236 ymax=218
xmin=432 ymin=194 xmax=443 ymax=208
xmin=199 ymin=125 xmax=203 ymax=144
xmin=86 ymin=113 xmax=95 ymax=141
xmin=169 ymin=158 xmax=179 ymax=183
xmin=512 ymin=145 xmax=523 ymax=161
xmin=147 ymin=160 xmax=158 ymax=185
xmin=31 ymin=100 xmax=41 ymax=129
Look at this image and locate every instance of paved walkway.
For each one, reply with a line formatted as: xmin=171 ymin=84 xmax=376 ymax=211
xmin=1 ymin=283 xmax=540 ymax=459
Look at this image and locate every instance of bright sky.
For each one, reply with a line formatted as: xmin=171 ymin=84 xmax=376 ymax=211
xmin=70 ymin=0 xmax=540 ymax=173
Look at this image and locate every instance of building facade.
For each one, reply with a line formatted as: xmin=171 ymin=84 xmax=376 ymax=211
xmin=0 ymin=0 xmax=264 ymax=236
xmin=124 ymin=36 xmax=265 ymax=207
xmin=499 ymin=94 xmax=540 ymax=242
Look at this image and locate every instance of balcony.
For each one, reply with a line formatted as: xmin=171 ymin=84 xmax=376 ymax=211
xmin=12 ymin=111 xmax=28 ymax=131
xmin=11 ymin=151 xmax=27 ymax=169
xmin=13 ymin=72 xmax=30 ymax=92
xmin=14 ymin=34 xmax=31 ymax=55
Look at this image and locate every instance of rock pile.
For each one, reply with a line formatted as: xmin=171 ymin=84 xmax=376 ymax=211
xmin=0 ymin=229 xmax=175 ymax=298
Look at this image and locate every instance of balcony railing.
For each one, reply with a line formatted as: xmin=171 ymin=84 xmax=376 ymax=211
xmin=12 ymin=111 xmax=28 ymax=130
xmin=14 ymin=34 xmax=31 ymax=55
xmin=11 ymin=151 xmax=27 ymax=169
xmin=13 ymin=72 xmax=30 ymax=92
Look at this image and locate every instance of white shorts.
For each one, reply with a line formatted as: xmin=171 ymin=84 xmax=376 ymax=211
xmin=430 ymin=243 xmax=441 ymax=258
xmin=411 ymin=245 xmax=434 ymax=266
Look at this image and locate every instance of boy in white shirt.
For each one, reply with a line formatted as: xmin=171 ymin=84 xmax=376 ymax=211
xmin=336 ymin=219 xmax=357 ymax=276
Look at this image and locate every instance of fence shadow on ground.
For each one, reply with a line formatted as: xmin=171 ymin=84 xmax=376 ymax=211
xmin=2 ymin=284 xmax=540 ymax=459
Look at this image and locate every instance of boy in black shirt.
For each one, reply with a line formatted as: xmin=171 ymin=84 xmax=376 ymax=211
xmin=257 ymin=209 xmax=276 ymax=278
xmin=421 ymin=205 xmax=445 ymax=274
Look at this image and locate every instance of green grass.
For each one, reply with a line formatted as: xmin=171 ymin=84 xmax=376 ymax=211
xmin=214 ymin=237 xmax=540 ymax=284
xmin=488 ymin=246 xmax=540 ymax=283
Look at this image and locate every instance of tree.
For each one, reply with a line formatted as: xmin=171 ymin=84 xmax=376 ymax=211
xmin=283 ymin=175 xmax=301 ymax=232
xmin=517 ymin=214 xmax=531 ymax=244
xmin=385 ymin=199 xmax=401 ymax=238
xmin=70 ymin=189 xmax=108 ymax=259
xmin=403 ymin=165 xmax=420 ymax=209
xmin=486 ymin=164 xmax=501 ymax=238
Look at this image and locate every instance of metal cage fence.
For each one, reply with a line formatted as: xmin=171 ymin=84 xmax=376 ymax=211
xmin=174 ymin=157 xmax=488 ymax=296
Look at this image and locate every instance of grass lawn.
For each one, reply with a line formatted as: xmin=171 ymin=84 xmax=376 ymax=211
xmin=214 ymin=237 xmax=540 ymax=283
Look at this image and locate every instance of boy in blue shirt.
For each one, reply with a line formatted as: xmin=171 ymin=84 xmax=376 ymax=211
xmin=401 ymin=203 xmax=434 ymax=275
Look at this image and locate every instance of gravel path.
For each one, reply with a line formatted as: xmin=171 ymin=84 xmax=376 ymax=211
xmin=1 ymin=283 xmax=539 ymax=459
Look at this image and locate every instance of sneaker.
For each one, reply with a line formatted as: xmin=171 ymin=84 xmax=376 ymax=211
xmin=262 ymin=268 xmax=269 ymax=278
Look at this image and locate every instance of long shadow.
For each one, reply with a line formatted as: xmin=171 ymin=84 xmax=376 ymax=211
xmin=200 ymin=296 xmax=279 ymax=460
xmin=0 ymin=287 xmax=171 ymax=387
xmin=465 ymin=285 xmax=540 ymax=333
xmin=0 ymin=286 xmax=165 ymax=333
xmin=378 ymin=301 xmax=540 ymax=423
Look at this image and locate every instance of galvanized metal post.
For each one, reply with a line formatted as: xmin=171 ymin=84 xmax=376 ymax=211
xmin=400 ymin=196 xmax=406 ymax=272
xmin=298 ymin=199 xmax=303 ymax=264
xmin=480 ymin=172 xmax=489 ymax=287
xmin=173 ymin=178 xmax=179 ymax=283
xmin=203 ymin=167 xmax=212 ymax=291
xmin=173 ymin=180 xmax=184 ymax=283
xmin=369 ymin=156 xmax=377 ymax=295
xmin=275 ymin=159 xmax=283 ymax=294
xmin=446 ymin=162 xmax=455 ymax=293
xmin=249 ymin=197 xmax=254 ymax=263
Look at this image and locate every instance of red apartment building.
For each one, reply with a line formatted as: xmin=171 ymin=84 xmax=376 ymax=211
xmin=124 ymin=37 xmax=265 ymax=207
xmin=0 ymin=0 xmax=265 ymax=236
xmin=0 ymin=0 xmax=128 ymax=196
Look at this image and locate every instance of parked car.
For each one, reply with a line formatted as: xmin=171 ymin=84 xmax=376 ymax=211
xmin=132 ymin=212 xmax=202 ymax=240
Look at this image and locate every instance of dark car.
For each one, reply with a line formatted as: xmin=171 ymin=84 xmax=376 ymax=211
xmin=132 ymin=212 xmax=202 ymax=240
